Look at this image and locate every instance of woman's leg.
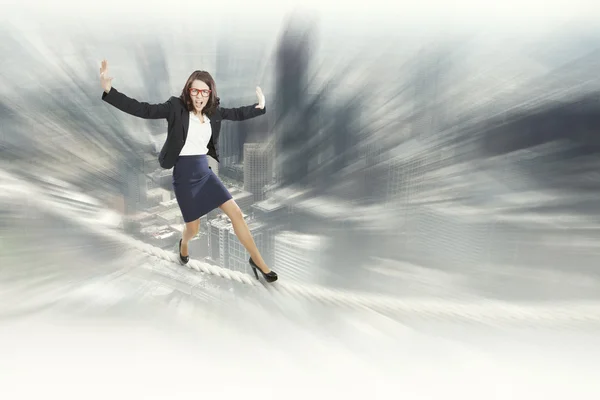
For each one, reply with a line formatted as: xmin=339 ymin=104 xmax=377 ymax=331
xmin=219 ymin=199 xmax=271 ymax=273
xmin=180 ymin=218 xmax=200 ymax=257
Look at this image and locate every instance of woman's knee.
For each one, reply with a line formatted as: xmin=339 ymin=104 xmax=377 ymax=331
xmin=220 ymin=200 xmax=243 ymax=221
xmin=185 ymin=219 xmax=200 ymax=236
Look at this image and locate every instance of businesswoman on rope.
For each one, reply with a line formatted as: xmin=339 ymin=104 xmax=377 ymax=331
xmin=99 ymin=59 xmax=277 ymax=283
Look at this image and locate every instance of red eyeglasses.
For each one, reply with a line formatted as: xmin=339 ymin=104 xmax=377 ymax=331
xmin=189 ymin=88 xmax=211 ymax=97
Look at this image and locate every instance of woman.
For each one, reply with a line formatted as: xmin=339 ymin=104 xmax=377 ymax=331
xmin=99 ymin=59 xmax=277 ymax=283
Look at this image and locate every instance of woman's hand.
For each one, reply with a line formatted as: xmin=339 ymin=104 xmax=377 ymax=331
xmin=255 ymin=86 xmax=265 ymax=109
xmin=100 ymin=59 xmax=114 ymax=93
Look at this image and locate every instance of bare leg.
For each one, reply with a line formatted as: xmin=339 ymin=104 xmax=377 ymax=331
xmin=219 ymin=199 xmax=271 ymax=273
xmin=181 ymin=218 xmax=200 ymax=257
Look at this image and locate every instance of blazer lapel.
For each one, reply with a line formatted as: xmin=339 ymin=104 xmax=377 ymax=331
xmin=182 ymin=108 xmax=190 ymax=141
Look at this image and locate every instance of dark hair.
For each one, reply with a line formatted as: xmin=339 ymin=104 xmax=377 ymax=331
xmin=179 ymin=70 xmax=220 ymax=117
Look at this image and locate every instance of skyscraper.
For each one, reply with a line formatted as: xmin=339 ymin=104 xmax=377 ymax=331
xmin=135 ymin=41 xmax=171 ymax=136
xmin=215 ymin=30 xmax=271 ymax=165
xmin=120 ymin=154 xmax=147 ymax=216
xmin=410 ymin=47 xmax=452 ymax=141
xmin=331 ymin=97 xmax=360 ymax=177
xmin=274 ymin=14 xmax=317 ymax=187
xmin=243 ymin=142 xmax=273 ymax=201
xmin=273 ymin=231 xmax=329 ymax=284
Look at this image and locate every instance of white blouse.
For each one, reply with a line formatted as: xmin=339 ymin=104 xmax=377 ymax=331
xmin=179 ymin=112 xmax=212 ymax=156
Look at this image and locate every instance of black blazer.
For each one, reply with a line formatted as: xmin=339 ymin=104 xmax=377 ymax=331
xmin=101 ymin=87 xmax=267 ymax=169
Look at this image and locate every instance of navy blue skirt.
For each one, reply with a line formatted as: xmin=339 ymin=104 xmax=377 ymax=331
xmin=172 ymin=155 xmax=233 ymax=223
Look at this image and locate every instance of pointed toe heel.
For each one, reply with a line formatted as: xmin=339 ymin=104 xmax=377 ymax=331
xmin=248 ymin=257 xmax=278 ymax=283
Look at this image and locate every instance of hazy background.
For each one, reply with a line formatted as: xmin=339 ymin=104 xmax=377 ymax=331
xmin=2 ymin=1 xmax=600 ymax=398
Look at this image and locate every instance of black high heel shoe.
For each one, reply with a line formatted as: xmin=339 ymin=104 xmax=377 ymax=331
xmin=249 ymin=257 xmax=278 ymax=283
xmin=179 ymin=239 xmax=189 ymax=265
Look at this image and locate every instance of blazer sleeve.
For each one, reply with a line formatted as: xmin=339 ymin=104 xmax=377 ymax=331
xmin=218 ymin=104 xmax=266 ymax=121
xmin=101 ymin=87 xmax=172 ymax=119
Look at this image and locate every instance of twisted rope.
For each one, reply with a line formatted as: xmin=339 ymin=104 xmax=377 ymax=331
xmin=2 ymin=168 xmax=600 ymax=325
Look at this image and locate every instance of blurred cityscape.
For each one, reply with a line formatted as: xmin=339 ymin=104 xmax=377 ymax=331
xmin=2 ymin=13 xmax=600 ymax=303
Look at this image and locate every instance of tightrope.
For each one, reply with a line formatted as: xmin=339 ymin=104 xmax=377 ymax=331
xmin=2 ymin=168 xmax=600 ymax=326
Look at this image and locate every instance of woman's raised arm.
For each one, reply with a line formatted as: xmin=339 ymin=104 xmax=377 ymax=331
xmin=100 ymin=59 xmax=172 ymax=120
xmin=219 ymin=86 xmax=267 ymax=121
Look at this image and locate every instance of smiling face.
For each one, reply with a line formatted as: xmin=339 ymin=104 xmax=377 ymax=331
xmin=189 ymin=79 xmax=211 ymax=114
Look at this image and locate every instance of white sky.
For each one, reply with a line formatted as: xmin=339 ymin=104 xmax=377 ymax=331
xmin=2 ymin=0 xmax=599 ymax=38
